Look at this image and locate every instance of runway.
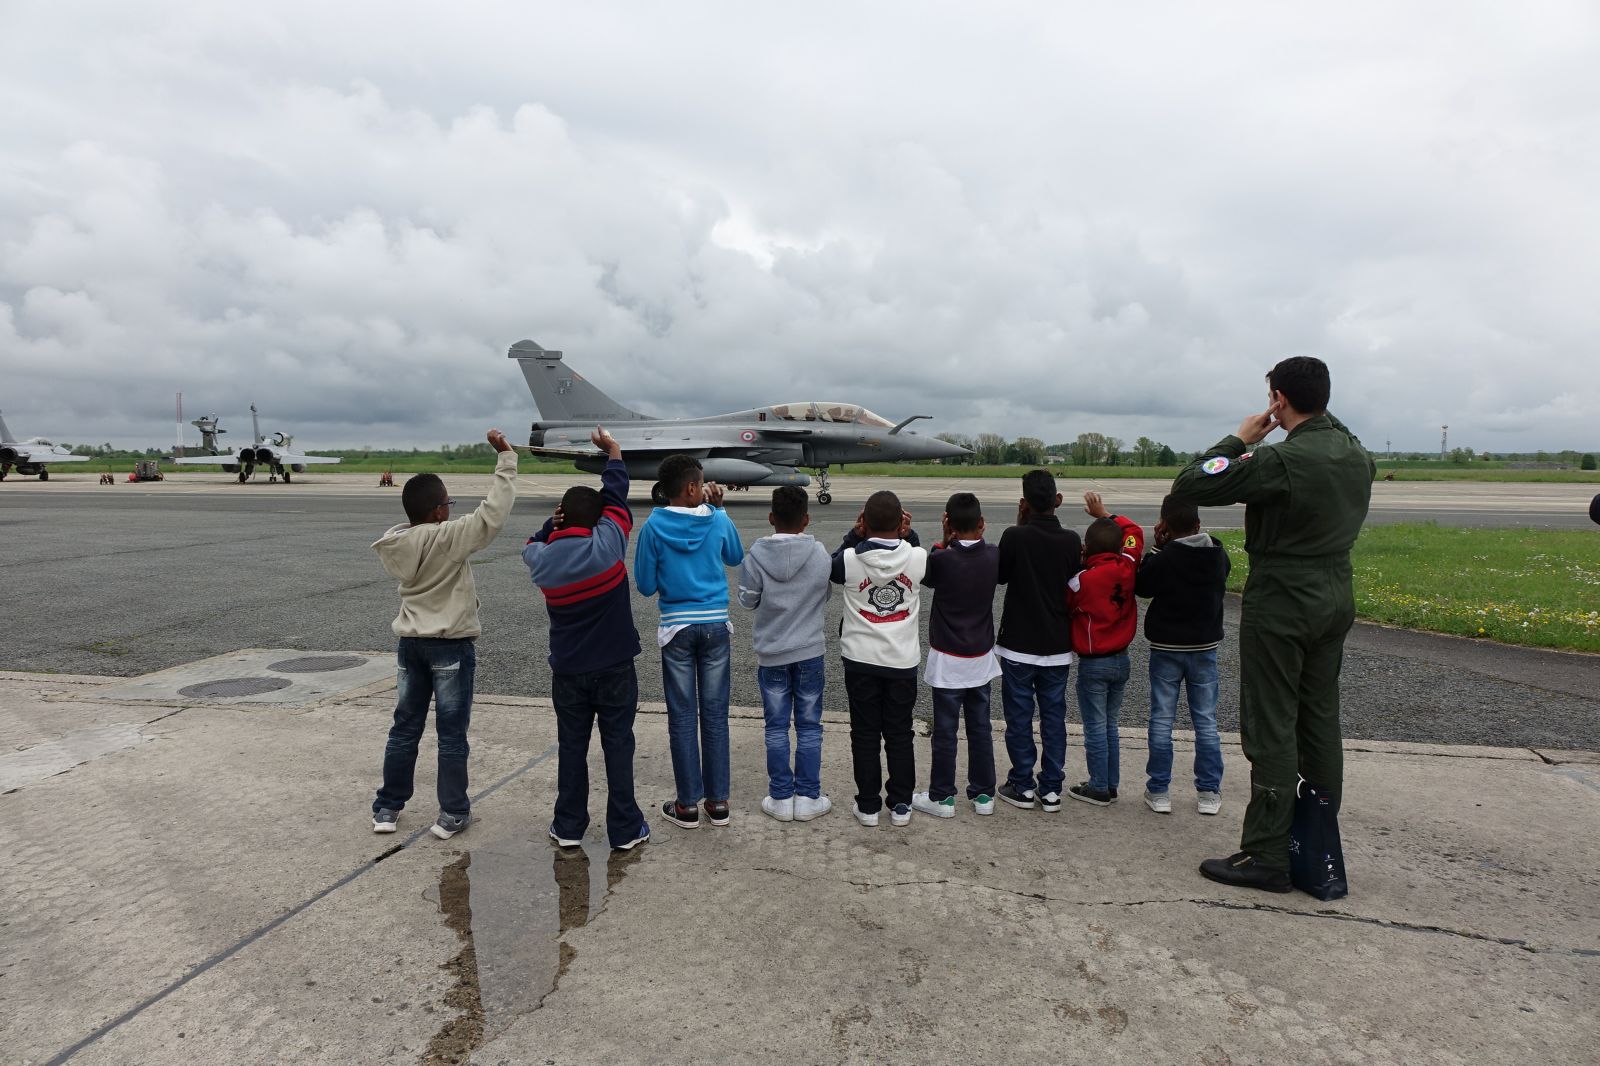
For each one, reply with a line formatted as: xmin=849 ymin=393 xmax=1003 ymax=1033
xmin=4 ymin=472 xmax=1597 ymax=749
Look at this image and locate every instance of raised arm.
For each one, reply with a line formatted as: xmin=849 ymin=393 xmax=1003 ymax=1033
xmin=440 ymin=429 xmax=519 ymax=560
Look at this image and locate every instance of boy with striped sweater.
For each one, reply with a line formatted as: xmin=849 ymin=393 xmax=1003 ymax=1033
xmin=523 ymin=427 xmax=649 ymax=851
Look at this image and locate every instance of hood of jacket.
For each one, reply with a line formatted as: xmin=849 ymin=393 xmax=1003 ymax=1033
xmin=747 ymin=533 xmax=821 ymax=581
xmin=645 ymin=505 xmax=719 ymax=553
xmin=853 ymin=539 xmax=918 ymax=576
xmin=1161 ymin=533 xmax=1228 ymax=586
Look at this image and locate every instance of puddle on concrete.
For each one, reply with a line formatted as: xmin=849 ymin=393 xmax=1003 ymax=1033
xmin=432 ymin=836 xmax=645 ymax=1047
xmin=423 ymin=852 xmax=483 ymax=1066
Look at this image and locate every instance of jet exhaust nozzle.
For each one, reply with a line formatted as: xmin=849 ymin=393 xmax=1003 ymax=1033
xmin=237 ymin=448 xmax=256 ymax=463
xmin=253 ymin=448 xmax=274 ymax=464
xmin=0 ymin=446 xmax=18 ymax=463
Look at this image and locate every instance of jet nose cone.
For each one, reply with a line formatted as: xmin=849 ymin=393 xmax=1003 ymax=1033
xmin=906 ymin=435 xmax=972 ymax=461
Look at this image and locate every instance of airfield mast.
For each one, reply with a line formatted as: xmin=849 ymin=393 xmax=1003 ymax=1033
xmin=175 ymin=392 xmax=184 ymax=457
xmin=1440 ymin=425 xmax=1448 ymax=462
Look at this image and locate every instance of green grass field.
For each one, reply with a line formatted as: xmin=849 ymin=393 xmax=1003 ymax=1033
xmin=1214 ymin=525 xmax=1600 ymax=653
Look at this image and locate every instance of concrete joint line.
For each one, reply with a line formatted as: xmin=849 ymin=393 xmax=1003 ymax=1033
xmin=39 ymin=744 xmax=558 ymax=1066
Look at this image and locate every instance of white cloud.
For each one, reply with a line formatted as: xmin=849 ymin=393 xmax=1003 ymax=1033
xmin=1 ymin=1 xmax=1596 ymax=453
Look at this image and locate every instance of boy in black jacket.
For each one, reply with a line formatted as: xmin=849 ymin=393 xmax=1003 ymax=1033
xmin=913 ymin=493 xmax=1000 ymax=819
xmin=1135 ymin=494 xmax=1230 ymax=816
xmin=994 ymin=470 xmax=1083 ymax=812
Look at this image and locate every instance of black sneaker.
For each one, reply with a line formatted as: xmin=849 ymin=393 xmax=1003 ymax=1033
xmin=997 ymin=782 xmax=1037 ymax=810
xmin=661 ymin=800 xmax=699 ymax=829
xmin=1200 ymin=852 xmax=1292 ymax=893
xmin=1068 ymin=783 xmax=1113 ymax=807
xmin=704 ymin=800 xmax=730 ymax=827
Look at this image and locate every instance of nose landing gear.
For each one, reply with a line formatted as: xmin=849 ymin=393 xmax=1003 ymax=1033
xmin=813 ymin=466 xmax=833 ymax=506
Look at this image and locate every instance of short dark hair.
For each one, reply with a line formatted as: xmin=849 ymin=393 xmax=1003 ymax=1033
xmin=657 ymin=454 xmax=703 ymax=499
xmin=1267 ymin=356 xmax=1331 ymax=415
xmin=1085 ymin=516 xmax=1124 ymax=556
xmin=945 ymin=492 xmax=982 ymax=534
xmin=1022 ymin=469 xmax=1058 ymax=512
xmin=561 ymin=485 xmax=603 ymax=529
xmin=770 ymin=485 xmax=808 ymax=528
xmin=863 ymin=490 xmax=903 ymax=535
xmin=402 ymin=473 xmax=447 ymax=524
xmin=1159 ymin=493 xmax=1200 ymax=536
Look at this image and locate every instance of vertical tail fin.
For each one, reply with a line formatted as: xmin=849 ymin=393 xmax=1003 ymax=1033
xmin=508 ymin=340 xmax=652 ymax=423
xmin=0 ymin=411 xmax=13 ymax=444
xmin=250 ymin=404 xmax=263 ymax=446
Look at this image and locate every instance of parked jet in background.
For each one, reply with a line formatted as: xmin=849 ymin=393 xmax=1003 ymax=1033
xmin=170 ymin=405 xmax=340 ymax=483
xmin=0 ymin=411 xmax=91 ymax=481
xmin=509 ymin=340 xmax=970 ymax=504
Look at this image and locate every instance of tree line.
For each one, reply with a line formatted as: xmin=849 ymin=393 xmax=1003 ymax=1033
xmin=934 ymin=433 xmax=1185 ymax=467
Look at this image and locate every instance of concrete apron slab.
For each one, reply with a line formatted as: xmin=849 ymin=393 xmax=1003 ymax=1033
xmin=1 ymin=673 xmax=1595 ymax=1065
xmin=85 ymin=648 xmax=395 ymax=706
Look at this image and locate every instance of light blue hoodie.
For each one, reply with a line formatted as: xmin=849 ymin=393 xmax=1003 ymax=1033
xmin=635 ymin=504 xmax=746 ymax=626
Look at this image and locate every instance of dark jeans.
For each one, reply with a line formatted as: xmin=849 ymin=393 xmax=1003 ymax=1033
xmin=374 ymin=637 xmax=476 ymax=816
xmin=552 ymin=661 xmax=645 ymax=848
xmin=929 ymin=685 xmax=997 ymax=801
xmin=843 ymin=668 xmax=917 ymax=813
xmin=999 ymin=657 xmax=1070 ymax=794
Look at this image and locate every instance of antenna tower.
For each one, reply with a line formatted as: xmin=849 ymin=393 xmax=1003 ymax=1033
xmin=1440 ymin=425 xmax=1448 ymax=462
xmin=175 ymin=392 xmax=184 ymax=457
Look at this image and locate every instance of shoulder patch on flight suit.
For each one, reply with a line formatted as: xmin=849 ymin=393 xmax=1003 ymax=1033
xmin=1202 ymin=456 xmax=1230 ymax=475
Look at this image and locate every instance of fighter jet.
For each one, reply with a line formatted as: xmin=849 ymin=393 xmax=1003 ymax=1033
xmin=509 ymin=340 xmax=970 ymax=504
xmin=0 ymin=411 xmax=92 ymax=481
xmin=170 ymin=405 xmax=340 ymax=483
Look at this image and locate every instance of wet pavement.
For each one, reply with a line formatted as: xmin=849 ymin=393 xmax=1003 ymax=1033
xmin=2 ymin=664 xmax=1596 ymax=1065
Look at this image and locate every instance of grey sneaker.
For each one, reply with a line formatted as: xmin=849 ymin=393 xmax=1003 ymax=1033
xmin=762 ymin=796 xmax=795 ymax=822
xmin=372 ymin=808 xmax=399 ymax=834
xmin=1143 ymin=791 xmax=1172 ymax=814
xmin=431 ymin=811 xmax=470 ymax=840
xmin=1197 ymin=791 xmax=1222 ymax=816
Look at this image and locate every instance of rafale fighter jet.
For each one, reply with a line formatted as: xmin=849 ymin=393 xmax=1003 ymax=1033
xmin=0 ymin=411 xmax=92 ymax=481
xmin=170 ymin=405 xmax=340 ymax=483
xmin=510 ymin=340 xmax=970 ymax=504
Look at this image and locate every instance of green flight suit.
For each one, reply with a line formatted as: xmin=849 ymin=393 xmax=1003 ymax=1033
xmin=1171 ymin=413 xmax=1375 ymax=870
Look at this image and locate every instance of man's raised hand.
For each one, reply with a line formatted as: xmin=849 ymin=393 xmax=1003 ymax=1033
xmin=1235 ymin=407 xmax=1281 ymax=445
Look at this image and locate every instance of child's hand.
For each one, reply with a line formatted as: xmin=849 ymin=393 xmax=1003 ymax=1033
xmin=1153 ymin=519 xmax=1170 ymax=549
xmin=899 ymin=510 xmax=913 ymax=540
xmin=940 ymin=514 xmax=953 ymax=548
xmin=704 ymin=481 xmax=726 ymax=507
xmin=1016 ymin=497 xmax=1030 ymax=527
xmin=1083 ymin=491 xmax=1109 ymax=518
xmin=852 ymin=510 xmax=868 ymax=539
xmin=551 ymin=505 xmax=566 ymax=530
xmin=487 ymin=428 xmax=512 ymax=453
xmin=590 ymin=426 xmax=622 ymax=458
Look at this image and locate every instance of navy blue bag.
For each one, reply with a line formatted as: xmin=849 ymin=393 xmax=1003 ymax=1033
xmin=1288 ymin=778 xmax=1348 ymax=900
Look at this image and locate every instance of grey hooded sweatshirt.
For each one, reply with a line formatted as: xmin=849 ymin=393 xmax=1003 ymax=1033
xmin=736 ymin=533 xmax=833 ymax=666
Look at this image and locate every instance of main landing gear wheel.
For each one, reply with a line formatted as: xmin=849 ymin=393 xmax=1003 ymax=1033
xmin=282 ymin=468 xmax=292 ymax=484
xmin=812 ymin=466 xmax=833 ymax=505
xmin=650 ymin=481 xmax=670 ymax=507
xmin=39 ymin=468 xmax=49 ymax=481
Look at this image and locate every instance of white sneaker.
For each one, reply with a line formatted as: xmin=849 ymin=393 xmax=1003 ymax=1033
xmin=1143 ymin=791 xmax=1172 ymax=814
xmin=888 ymin=802 xmax=912 ymax=827
xmin=761 ymin=796 xmax=795 ymax=822
xmin=1197 ymin=791 xmax=1222 ymax=816
xmin=1038 ymin=790 xmax=1062 ymax=813
xmin=793 ymin=795 xmax=833 ymax=821
xmin=852 ymin=802 xmax=879 ymax=827
xmin=971 ymin=793 xmax=996 ymax=816
xmin=912 ymin=792 xmax=956 ymax=819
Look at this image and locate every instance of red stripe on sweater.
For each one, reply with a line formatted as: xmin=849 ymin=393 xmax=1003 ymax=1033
xmin=603 ymin=505 xmax=633 ymax=535
xmin=544 ymin=562 xmax=627 ymax=606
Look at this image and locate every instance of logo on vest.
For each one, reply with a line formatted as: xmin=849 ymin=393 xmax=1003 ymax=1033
xmin=857 ymin=573 xmax=914 ymax=624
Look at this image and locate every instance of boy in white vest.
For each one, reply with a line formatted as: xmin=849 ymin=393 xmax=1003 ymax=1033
xmin=830 ymin=490 xmax=928 ymax=827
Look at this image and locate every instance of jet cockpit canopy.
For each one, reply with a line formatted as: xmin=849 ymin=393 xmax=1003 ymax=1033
xmin=767 ymin=402 xmax=893 ymax=428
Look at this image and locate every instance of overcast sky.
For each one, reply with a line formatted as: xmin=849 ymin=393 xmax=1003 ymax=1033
xmin=2 ymin=2 xmax=1596 ymax=453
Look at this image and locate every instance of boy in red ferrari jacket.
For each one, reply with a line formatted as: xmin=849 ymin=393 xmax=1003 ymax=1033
xmin=1066 ymin=491 xmax=1144 ymax=807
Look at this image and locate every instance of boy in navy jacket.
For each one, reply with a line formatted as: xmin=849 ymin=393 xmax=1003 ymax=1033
xmin=913 ymin=493 xmax=1000 ymax=820
xmin=1136 ymin=494 xmax=1230 ymax=816
xmin=635 ymin=455 xmax=746 ymax=830
xmin=1066 ymin=492 xmax=1144 ymax=807
xmin=524 ymin=427 xmax=648 ymax=851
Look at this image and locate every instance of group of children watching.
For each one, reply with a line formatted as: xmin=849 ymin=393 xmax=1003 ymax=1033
xmin=370 ymin=429 xmax=1231 ymax=850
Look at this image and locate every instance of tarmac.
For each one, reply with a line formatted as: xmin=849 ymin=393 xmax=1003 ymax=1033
xmin=2 ymin=659 xmax=1596 ymax=1065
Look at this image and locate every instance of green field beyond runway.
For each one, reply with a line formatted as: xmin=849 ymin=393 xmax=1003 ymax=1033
xmin=1217 ymin=524 xmax=1600 ymax=653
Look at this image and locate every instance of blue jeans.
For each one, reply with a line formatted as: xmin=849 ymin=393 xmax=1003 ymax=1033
xmin=661 ymin=623 xmax=732 ymax=806
xmin=374 ymin=637 xmax=475 ymax=816
xmin=552 ymin=661 xmax=645 ymax=848
xmin=758 ymin=656 xmax=826 ymax=800
xmin=1076 ymin=652 xmax=1130 ymax=793
xmin=999 ymin=658 xmax=1070 ymax=794
xmin=1145 ymin=648 xmax=1224 ymax=794
xmin=929 ymin=685 xmax=997 ymax=801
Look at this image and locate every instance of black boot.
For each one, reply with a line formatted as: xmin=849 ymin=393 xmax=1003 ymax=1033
xmin=1200 ymin=852 xmax=1292 ymax=893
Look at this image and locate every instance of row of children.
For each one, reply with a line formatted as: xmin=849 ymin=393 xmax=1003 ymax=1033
xmin=369 ymin=427 xmax=1231 ymax=851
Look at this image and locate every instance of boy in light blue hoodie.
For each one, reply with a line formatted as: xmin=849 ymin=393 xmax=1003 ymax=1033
xmin=737 ymin=485 xmax=834 ymax=823
xmin=635 ymin=454 xmax=746 ymax=830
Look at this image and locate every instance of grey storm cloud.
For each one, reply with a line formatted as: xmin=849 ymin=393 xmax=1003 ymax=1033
xmin=1 ymin=1 xmax=1596 ymax=453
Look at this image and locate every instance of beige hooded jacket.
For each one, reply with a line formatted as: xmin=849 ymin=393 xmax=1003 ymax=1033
xmin=372 ymin=450 xmax=518 ymax=639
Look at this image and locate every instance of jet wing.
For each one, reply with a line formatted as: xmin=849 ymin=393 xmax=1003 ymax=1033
xmin=171 ymin=454 xmax=239 ymax=465
xmin=37 ymin=453 xmax=91 ymax=463
xmin=285 ymin=455 xmax=341 ymax=465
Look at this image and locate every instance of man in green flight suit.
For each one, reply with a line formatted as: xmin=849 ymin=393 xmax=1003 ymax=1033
xmin=1171 ymin=356 xmax=1374 ymax=892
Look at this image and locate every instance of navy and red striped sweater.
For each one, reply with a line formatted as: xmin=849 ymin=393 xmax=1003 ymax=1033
xmin=522 ymin=459 xmax=641 ymax=674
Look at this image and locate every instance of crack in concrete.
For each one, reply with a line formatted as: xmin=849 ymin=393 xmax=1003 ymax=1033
xmin=742 ymin=865 xmax=1598 ymax=958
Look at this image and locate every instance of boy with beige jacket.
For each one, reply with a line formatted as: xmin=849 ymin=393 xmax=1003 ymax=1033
xmin=370 ymin=429 xmax=517 ymax=839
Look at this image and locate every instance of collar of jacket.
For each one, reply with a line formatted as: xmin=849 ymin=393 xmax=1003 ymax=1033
xmin=548 ymin=526 xmax=595 ymax=542
xmin=1027 ymin=514 xmax=1063 ymax=528
xmin=1285 ymin=413 xmax=1332 ymax=440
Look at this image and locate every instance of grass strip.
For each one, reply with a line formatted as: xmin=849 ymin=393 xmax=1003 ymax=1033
xmin=1214 ymin=524 xmax=1600 ymax=653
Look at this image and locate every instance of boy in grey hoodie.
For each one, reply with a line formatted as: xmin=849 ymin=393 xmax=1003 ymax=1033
xmin=370 ymin=429 xmax=517 ymax=840
xmin=737 ymin=486 xmax=834 ymax=823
